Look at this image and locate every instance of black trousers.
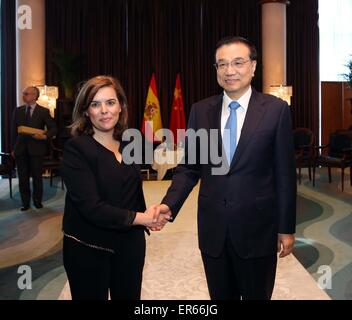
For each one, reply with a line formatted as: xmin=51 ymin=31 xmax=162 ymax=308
xmin=63 ymin=235 xmax=145 ymax=300
xmin=16 ymin=153 xmax=43 ymax=206
xmin=201 ymin=235 xmax=277 ymax=300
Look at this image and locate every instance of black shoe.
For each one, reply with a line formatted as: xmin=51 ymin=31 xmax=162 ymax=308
xmin=34 ymin=202 xmax=43 ymax=209
xmin=21 ymin=205 xmax=30 ymax=211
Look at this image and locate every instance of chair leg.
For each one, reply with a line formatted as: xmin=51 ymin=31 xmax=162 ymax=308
xmin=9 ymin=176 xmax=13 ymax=198
xmin=350 ymin=166 xmax=352 ymax=186
xmin=61 ymin=177 xmax=64 ymax=190
xmin=298 ymin=167 xmax=302 ymax=184
xmin=50 ymin=170 xmax=53 ymax=187
xmin=308 ymin=166 xmax=312 ymax=181
xmin=328 ymin=167 xmax=332 ymax=183
xmin=341 ymin=168 xmax=345 ymax=192
xmin=312 ymin=165 xmax=316 ymax=187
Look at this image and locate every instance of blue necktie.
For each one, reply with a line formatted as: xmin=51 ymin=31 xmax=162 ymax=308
xmin=224 ymin=101 xmax=240 ymax=164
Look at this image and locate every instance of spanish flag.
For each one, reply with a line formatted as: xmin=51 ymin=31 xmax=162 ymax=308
xmin=141 ymin=73 xmax=163 ymax=141
xmin=169 ymin=73 xmax=186 ymax=145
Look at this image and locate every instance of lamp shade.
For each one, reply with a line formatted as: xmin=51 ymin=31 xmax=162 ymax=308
xmin=268 ymin=85 xmax=293 ymax=105
xmin=36 ymin=85 xmax=59 ymax=117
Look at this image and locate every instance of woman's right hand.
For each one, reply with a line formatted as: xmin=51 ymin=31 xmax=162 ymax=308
xmin=133 ymin=205 xmax=169 ymax=228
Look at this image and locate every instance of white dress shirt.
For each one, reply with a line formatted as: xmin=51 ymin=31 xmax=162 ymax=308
xmin=220 ymin=86 xmax=252 ymax=145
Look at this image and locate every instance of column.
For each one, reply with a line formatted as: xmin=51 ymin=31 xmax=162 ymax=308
xmin=260 ymin=0 xmax=290 ymax=94
xmin=16 ymin=0 xmax=45 ymax=105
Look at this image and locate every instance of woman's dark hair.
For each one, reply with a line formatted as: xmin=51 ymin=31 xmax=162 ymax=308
xmin=69 ymin=75 xmax=128 ymax=140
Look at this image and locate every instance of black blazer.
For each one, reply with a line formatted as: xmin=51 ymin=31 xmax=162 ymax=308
xmin=61 ymin=135 xmax=146 ymax=252
xmin=162 ymin=88 xmax=297 ymax=259
xmin=13 ymin=104 xmax=57 ymax=156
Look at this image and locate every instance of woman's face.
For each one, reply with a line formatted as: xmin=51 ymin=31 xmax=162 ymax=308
xmin=86 ymin=86 xmax=121 ymax=134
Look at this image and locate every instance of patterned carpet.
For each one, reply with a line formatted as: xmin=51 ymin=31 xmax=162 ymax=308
xmin=0 ymin=168 xmax=351 ymax=300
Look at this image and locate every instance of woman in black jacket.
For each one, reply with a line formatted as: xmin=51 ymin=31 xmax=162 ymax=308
xmin=61 ymin=75 xmax=169 ymax=300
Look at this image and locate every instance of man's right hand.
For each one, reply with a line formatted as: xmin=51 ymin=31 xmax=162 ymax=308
xmin=149 ymin=204 xmax=172 ymax=231
xmin=11 ymin=151 xmax=15 ymax=159
xmin=158 ymin=204 xmax=171 ymax=216
xmin=132 ymin=205 xmax=171 ymax=229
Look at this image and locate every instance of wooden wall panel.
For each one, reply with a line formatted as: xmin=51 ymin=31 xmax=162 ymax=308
xmin=321 ymin=82 xmax=344 ymax=147
xmin=343 ymin=83 xmax=352 ymax=130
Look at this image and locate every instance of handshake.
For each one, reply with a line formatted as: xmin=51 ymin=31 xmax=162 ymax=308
xmin=133 ymin=204 xmax=172 ymax=231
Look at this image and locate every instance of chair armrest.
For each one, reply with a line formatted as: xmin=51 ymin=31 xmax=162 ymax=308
xmin=340 ymin=148 xmax=352 ymax=161
xmin=0 ymin=152 xmax=14 ymax=167
xmin=0 ymin=152 xmax=12 ymax=161
xmin=314 ymin=144 xmax=329 ymax=150
xmin=51 ymin=144 xmax=63 ymax=153
xmin=298 ymin=144 xmax=312 ymax=149
xmin=49 ymin=140 xmax=64 ymax=159
xmin=296 ymin=144 xmax=314 ymax=155
xmin=0 ymin=152 xmax=11 ymax=157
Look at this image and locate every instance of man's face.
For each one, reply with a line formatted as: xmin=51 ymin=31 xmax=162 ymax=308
xmin=215 ymin=42 xmax=257 ymax=100
xmin=22 ymin=87 xmax=38 ymax=105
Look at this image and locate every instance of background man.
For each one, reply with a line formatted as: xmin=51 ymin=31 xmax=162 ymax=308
xmin=12 ymin=86 xmax=57 ymax=211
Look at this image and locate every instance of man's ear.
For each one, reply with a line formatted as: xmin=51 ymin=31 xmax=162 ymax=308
xmin=251 ymin=60 xmax=257 ymax=77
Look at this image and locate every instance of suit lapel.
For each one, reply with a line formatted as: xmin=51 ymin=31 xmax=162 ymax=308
xmin=20 ymin=105 xmax=27 ymax=121
xmin=31 ymin=104 xmax=39 ymax=121
xmin=207 ymin=95 xmax=223 ymax=157
xmin=229 ymin=89 xmax=266 ymax=171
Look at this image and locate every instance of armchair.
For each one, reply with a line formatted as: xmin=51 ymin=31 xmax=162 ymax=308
xmin=313 ymin=131 xmax=352 ymax=191
xmin=0 ymin=152 xmax=14 ymax=198
xmin=293 ymin=128 xmax=314 ymax=184
xmin=42 ymin=138 xmax=64 ymax=189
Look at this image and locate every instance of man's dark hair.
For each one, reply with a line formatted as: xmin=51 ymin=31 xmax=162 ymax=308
xmin=214 ymin=36 xmax=257 ymax=61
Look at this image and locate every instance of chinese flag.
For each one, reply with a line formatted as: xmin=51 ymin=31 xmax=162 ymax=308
xmin=141 ymin=73 xmax=163 ymax=141
xmin=169 ymin=73 xmax=186 ymax=145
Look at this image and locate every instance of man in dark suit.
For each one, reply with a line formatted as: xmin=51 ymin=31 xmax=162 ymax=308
xmin=157 ymin=36 xmax=296 ymax=299
xmin=12 ymin=86 xmax=57 ymax=211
